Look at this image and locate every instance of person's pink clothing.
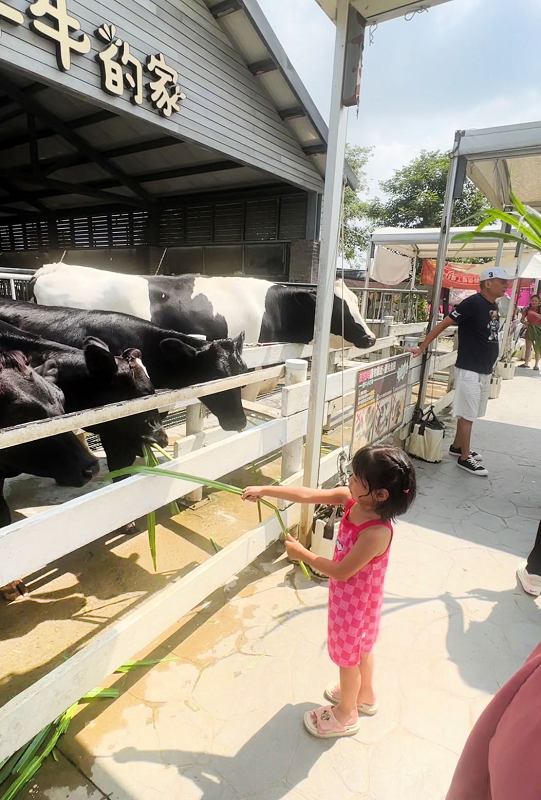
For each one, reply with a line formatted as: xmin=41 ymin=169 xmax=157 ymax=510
xmin=447 ymin=643 xmax=541 ymax=800
xmin=327 ymin=499 xmax=393 ymax=667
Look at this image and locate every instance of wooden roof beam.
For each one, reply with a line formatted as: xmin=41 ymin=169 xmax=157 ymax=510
xmin=248 ymin=58 xmax=277 ymax=76
xmin=279 ymin=106 xmax=306 ymax=120
xmin=0 ymin=110 xmax=112 ymax=152
xmin=303 ymin=143 xmax=327 ymax=155
xmin=210 ymin=0 xmax=242 ymax=17
xmin=41 ymin=136 xmax=181 ymax=175
xmin=86 ymin=159 xmax=240 ymax=189
xmin=0 ymin=77 xmax=149 ymax=203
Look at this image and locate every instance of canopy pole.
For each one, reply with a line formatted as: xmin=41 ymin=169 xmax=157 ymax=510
xmin=417 ymin=132 xmax=461 ymax=412
xmin=499 ymin=242 xmax=524 ymax=361
xmin=300 ymin=0 xmax=354 ymax=541
xmin=360 ymin=240 xmax=374 ymax=317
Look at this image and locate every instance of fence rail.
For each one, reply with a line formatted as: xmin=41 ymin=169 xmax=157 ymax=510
xmin=0 ymin=320 xmax=454 ymax=762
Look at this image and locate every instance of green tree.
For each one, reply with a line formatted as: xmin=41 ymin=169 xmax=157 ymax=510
xmin=341 ymin=144 xmax=372 ymax=262
xmin=364 ymin=149 xmax=489 ymax=229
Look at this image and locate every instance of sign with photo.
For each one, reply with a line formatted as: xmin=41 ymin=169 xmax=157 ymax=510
xmin=350 ymin=355 xmax=410 ymax=454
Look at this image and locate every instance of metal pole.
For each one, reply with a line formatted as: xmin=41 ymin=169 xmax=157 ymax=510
xmin=360 ymin=240 xmax=374 ymax=318
xmin=300 ymin=0 xmax=352 ymax=539
xmin=417 ymin=133 xmax=461 ymax=412
xmin=499 ymin=243 xmax=524 ymax=361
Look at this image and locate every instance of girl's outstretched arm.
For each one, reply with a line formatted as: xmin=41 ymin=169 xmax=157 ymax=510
xmin=286 ymin=526 xmax=391 ymax=581
xmin=242 ymin=485 xmax=350 ymax=506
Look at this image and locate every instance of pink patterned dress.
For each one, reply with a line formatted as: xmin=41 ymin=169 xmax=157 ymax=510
xmin=327 ymin=500 xmax=393 ymax=667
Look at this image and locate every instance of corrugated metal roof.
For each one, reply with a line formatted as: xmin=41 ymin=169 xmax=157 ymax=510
xmin=204 ymin=0 xmax=358 ymax=188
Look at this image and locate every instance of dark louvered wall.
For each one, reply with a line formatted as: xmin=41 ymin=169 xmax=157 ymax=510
xmin=0 ymin=192 xmax=307 ymax=253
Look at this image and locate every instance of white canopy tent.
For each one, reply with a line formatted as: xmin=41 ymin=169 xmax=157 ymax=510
xmin=364 ymin=226 xmax=541 ymax=292
xmin=417 ymin=120 xmax=541 ymax=408
xmin=302 ymin=0 xmax=455 ymax=533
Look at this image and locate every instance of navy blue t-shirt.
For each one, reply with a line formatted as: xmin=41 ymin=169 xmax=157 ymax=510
xmin=449 ymin=293 xmax=500 ymax=374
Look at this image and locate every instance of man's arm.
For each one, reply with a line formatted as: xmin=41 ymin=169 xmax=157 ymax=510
xmin=412 ymin=316 xmax=455 ymax=357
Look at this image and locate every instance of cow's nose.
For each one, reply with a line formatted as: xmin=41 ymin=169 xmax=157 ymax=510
xmin=83 ymin=462 xmax=100 ymax=479
xmin=367 ymin=334 xmax=377 ymax=347
xmin=145 ymin=428 xmax=169 ymax=448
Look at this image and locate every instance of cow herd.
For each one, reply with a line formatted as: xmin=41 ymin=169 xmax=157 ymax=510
xmin=0 ymin=263 xmax=376 ymax=600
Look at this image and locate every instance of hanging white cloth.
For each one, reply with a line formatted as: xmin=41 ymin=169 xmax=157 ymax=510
xmin=371 ymin=246 xmax=412 ymax=285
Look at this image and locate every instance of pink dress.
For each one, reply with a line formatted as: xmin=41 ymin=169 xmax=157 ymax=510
xmin=327 ymin=499 xmax=393 ymax=667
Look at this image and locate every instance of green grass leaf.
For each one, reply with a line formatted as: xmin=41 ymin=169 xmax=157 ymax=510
xmin=147 ymin=510 xmax=157 ymax=572
xmin=115 ymin=656 xmax=179 ymax=673
xmin=80 ymin=688 xmax=120 ymax=701
xmin=106 ymin=464 xmax=307 ymax=578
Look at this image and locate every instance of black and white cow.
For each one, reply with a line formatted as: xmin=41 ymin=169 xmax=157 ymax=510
xmin=31 ymin=264 xmax=376 ymax=348
xmin=0 ymin=300 xmax=247 ymax=432
xmin=0 ymin=350 xmax=100 ymax=599
xmin=0 ymin=320 xmax=167 ymax=474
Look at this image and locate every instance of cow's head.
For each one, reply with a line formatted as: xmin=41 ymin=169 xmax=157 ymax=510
xmin=330 ymin=280 xmax=376 ymax=348
xmin=38 ymin=339 xmax=168 ymax=470
xmin=160 ymin=332 xmax=247 ymax=431
xmin=0 ymin=351 xmax=99 ymax=487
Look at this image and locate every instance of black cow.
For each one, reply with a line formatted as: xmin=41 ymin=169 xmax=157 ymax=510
xmin=0 ymin=300 xmax=247 ymax=432
xmin=0 ymin=350 xmax=100 ymax=599
xmin=31 ymin=265 xmax=377 ymax=348
xmin=0 ymin=320 xmax=167 ymax=474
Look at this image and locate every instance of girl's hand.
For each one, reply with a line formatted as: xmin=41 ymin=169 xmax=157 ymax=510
xmin=285 ymin=533 xmax=309 ymax=562
xmin=242 ymin=486 xmax=265 ymax=502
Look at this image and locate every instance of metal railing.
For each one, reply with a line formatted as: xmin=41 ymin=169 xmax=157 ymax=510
xmin=351 ymin=287 xmax=428 ymax=324
xmin=0 ymin=270 xmax=34 ymax=301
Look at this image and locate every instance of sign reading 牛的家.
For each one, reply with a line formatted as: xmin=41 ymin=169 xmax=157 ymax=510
xmin=0 ymin=0 xmax=186 ymax=118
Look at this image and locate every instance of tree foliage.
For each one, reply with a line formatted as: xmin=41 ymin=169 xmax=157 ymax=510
xmin=364 ymin=149 xmax=489 ymax=229
xmin=341 ymin=144 xmax=371 ymax=263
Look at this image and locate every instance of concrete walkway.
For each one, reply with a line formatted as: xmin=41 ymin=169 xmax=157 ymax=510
xmin=19 ymin=370 xmax=541 ymax=800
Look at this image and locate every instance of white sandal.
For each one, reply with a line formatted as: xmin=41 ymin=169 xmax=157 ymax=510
xmin=324 ymin=684 xmax=378 ymax=716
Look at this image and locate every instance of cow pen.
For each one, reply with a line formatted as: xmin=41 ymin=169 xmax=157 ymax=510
xmin=0 ymin=320 xmax=456 ymax=762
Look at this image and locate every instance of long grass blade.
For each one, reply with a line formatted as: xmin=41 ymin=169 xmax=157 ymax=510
xmin=149 ymin=444 xmax=181 ymax=515
xmin=80 ymin=688 xmax=119 ymax=701
xmin=0 ymin=754 xmax=22 ymax=785
xmin=147 ymin=510 xmax=157 ymax=572
xmin=10 ymin=726 xmax=53 ymax=775
xmin=115 ymin=656 xmax=179 ymax=673
xmin=107 ymin=465 xmax=308 ymax=578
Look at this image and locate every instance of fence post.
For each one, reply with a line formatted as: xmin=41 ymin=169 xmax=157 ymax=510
xmin=281 ymin=359 xmax=308 ymax=481
xmin=185 ymin=403 xmax=205 ymax=502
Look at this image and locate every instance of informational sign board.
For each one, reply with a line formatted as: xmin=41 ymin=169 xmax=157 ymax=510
xmin=350 ymin=354 xmax=410 ymax=455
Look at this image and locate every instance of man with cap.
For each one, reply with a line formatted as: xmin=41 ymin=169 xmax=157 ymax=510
xmin=414 ymin=266 xmax=510 ymax=477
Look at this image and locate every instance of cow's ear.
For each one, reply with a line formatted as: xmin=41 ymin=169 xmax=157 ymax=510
xmin=159 ymin=337 xmax=197 ymax=362
xmin=39 ymin=358 xmax=59 ymax=384
xmin=234 ymin=331 xmax=245 ymax=353
xmin=84 ymin=339 xmax=118 ymax=379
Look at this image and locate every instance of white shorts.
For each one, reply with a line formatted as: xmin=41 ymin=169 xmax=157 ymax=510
xmin=453 ymin=368 xmax=491 ymax=421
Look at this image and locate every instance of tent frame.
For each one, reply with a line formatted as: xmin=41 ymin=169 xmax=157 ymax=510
xmin=416 ymin=121 xmax=541 ymax=411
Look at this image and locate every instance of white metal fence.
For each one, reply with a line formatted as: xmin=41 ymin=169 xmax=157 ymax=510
xmin=0 ymin=320 xmax=456 ymax=761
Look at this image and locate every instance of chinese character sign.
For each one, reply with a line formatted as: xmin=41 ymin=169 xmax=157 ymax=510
xmin=96 ymin=24 xmax=143 ymax=105
xmin=95 ymin=26 xmax=186 ymax=117
xmin=0 ymin=1 xmax=24 ymax=34
xmin=147 ymin=53 xmax=186 ymax=118
xmin=28 ymin=0 xmax=90 ymax=71
xmin=0 ymin=3 xmax=186 ymax=117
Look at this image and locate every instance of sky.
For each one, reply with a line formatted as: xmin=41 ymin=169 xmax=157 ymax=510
xmin=257 ymin=0 xmax=541 ymax=198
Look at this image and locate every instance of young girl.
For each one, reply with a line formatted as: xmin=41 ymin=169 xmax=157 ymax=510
xmin=520 ymin=294 xmax=541 ymax=370
xmin=242 ymin=444 xmax=416 ymax=739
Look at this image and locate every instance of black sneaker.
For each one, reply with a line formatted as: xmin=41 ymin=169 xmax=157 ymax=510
xmin=449 ymin=445 xmax=483 ymax=462
xmin=457 ymin=456 xmax=488 ymax=477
